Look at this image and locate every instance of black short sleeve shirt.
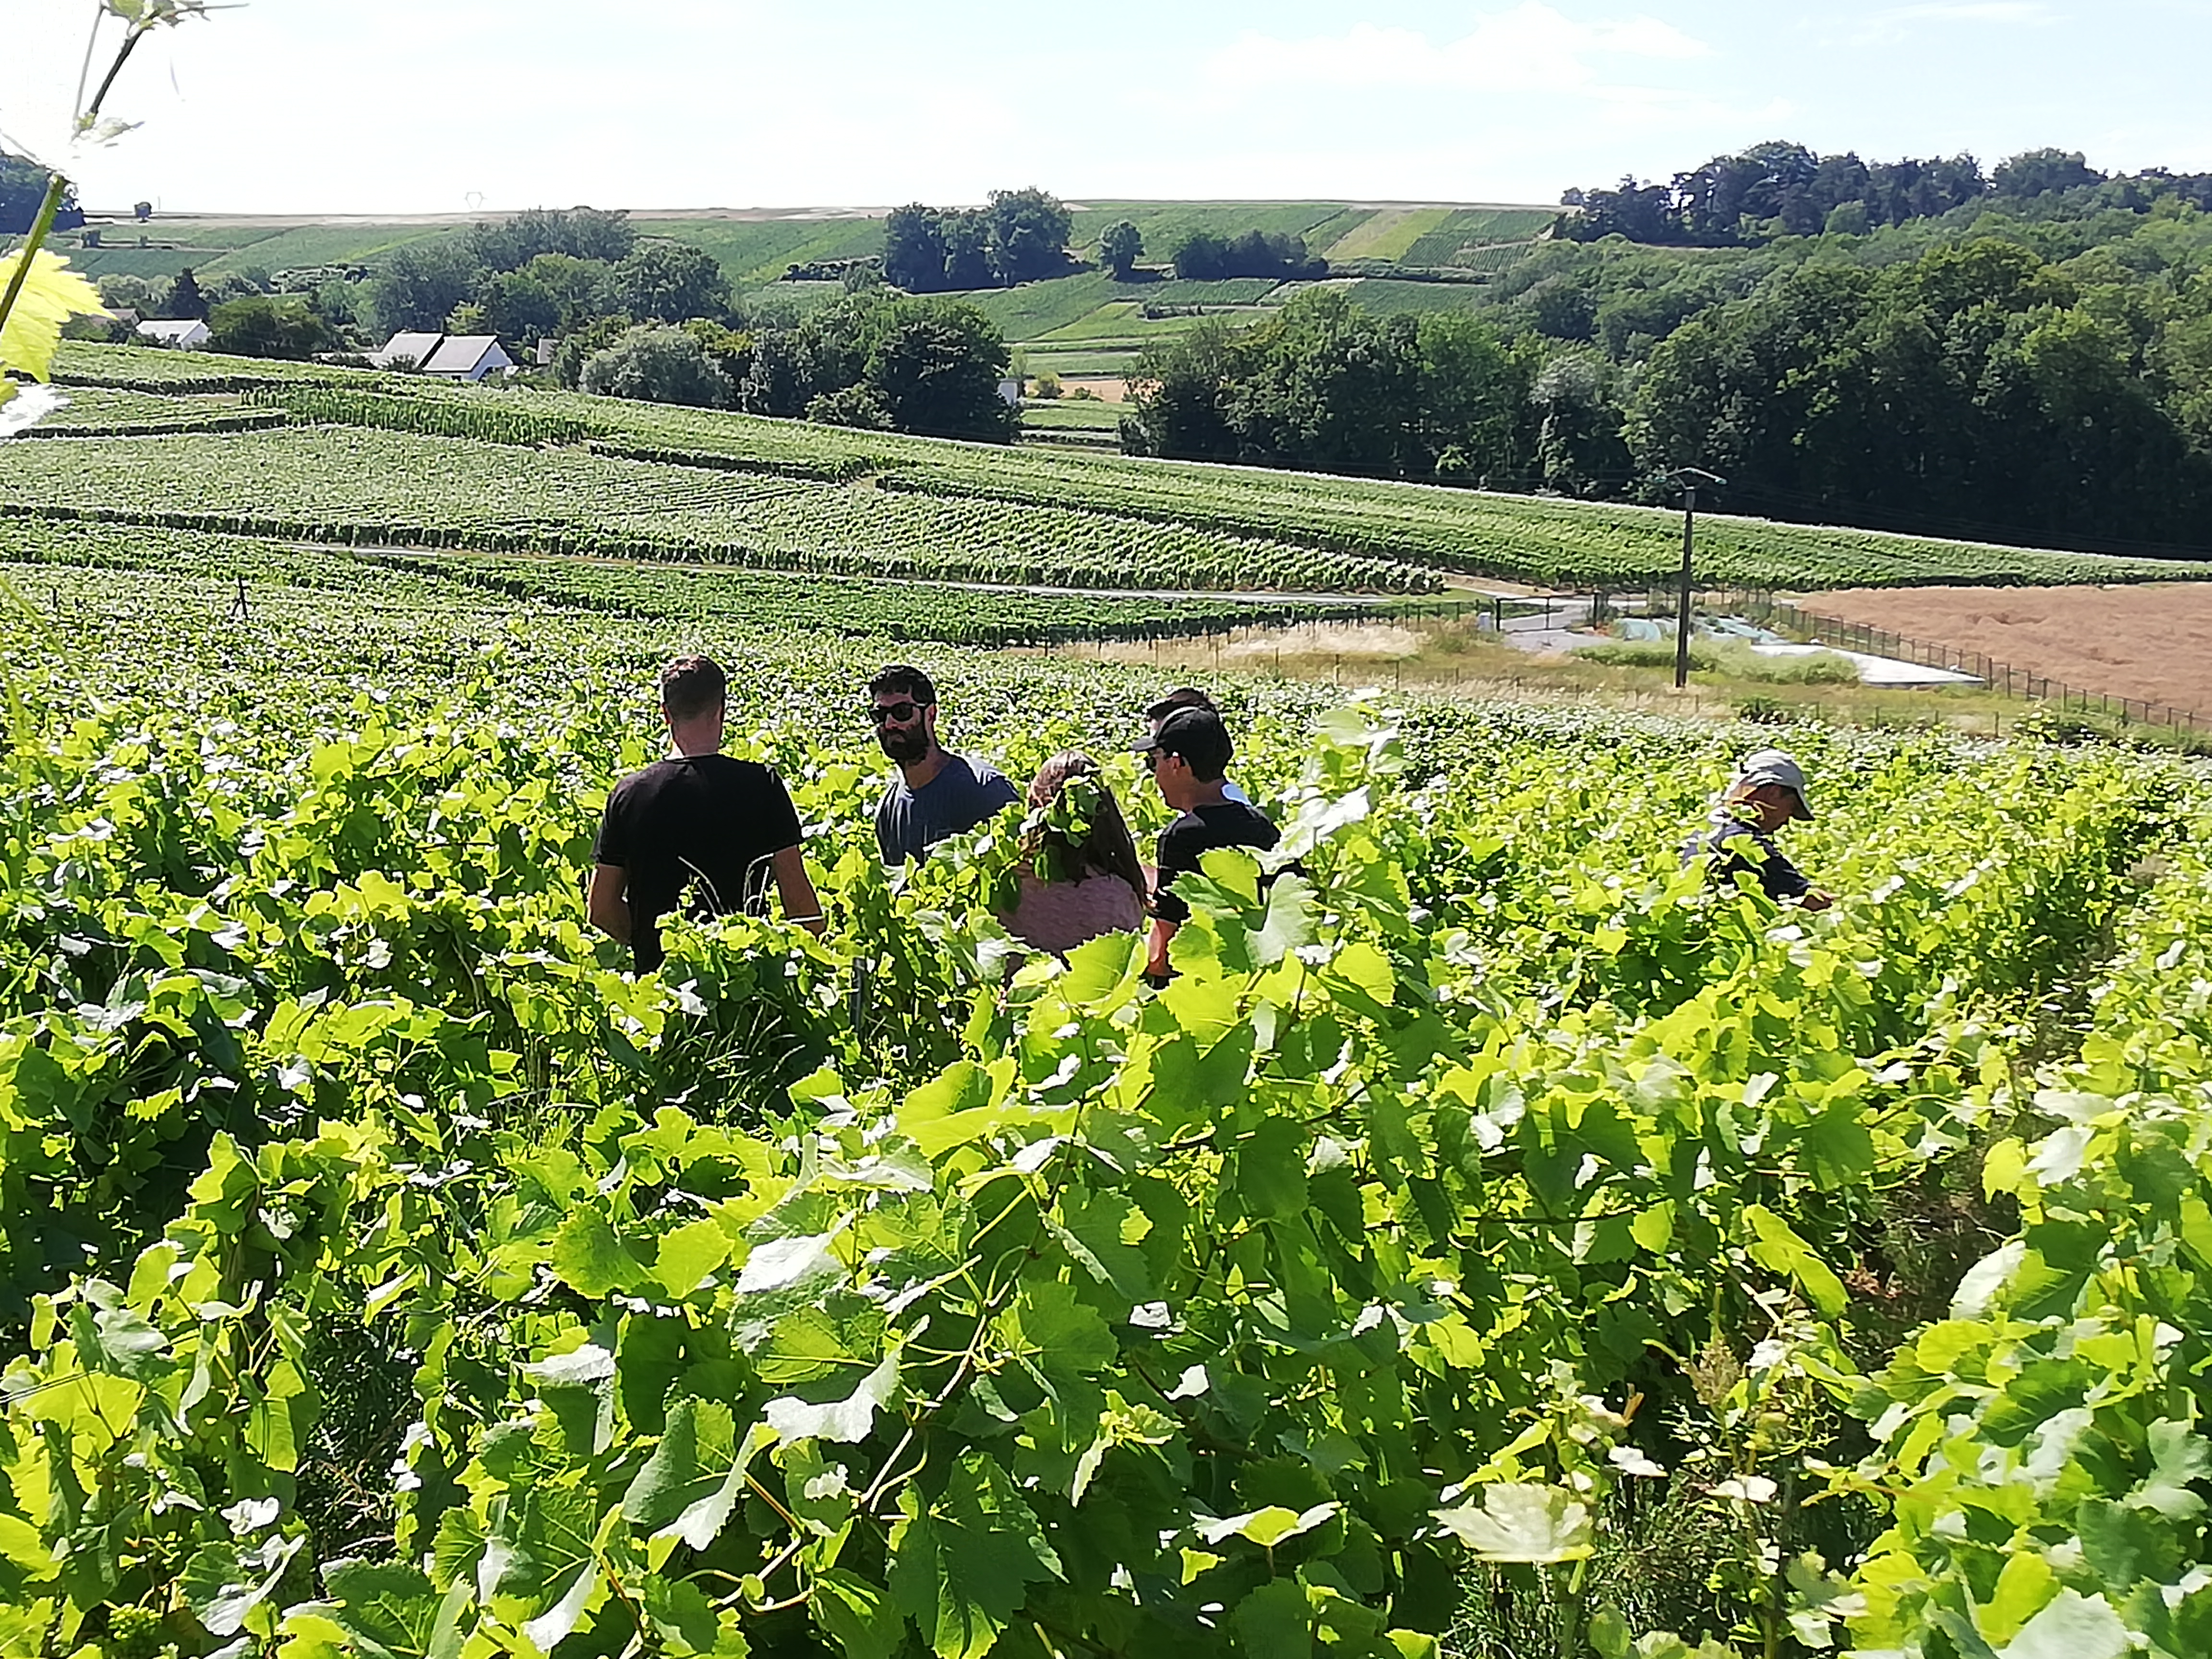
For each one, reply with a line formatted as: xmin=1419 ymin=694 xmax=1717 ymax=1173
xmin=1153 ymin=800 xmax=1281 ymax=924
xmin=593 ymin=755 xmax=803 ymax=972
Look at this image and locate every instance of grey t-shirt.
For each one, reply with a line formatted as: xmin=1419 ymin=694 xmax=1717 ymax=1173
xmin=875 ymin=753 xmax=1020 ymax=863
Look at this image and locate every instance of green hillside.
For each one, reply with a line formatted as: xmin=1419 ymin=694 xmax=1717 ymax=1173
xmin=24 ymin=342 xmax=2212 ymax=596
xmin=59 ymin=200 xmax=1552 ymax=388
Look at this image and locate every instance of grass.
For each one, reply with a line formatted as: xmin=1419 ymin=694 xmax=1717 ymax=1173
xmin=1334 ymin=279 xmax=1491 ymax=317
xmin=1019 ymin=349 xmax=1141 ymax=378
xmin=1067 ymin=202 xmax=1365 ymax=255
xmin=1574 ymin=638 xmax=1862 ymax=684
xmin=1033 ymin=305 xmax=1233 ymax=345
xmin=943 ymin=275 xmax=1123 ymax=341
xmin=1322 ymin=207 xmax=1455 ymax=262
xmin=1401 ymin=207 xmax=1557 ymax=264
xmin=1020 ymin=398 xmax=1125 ymax=430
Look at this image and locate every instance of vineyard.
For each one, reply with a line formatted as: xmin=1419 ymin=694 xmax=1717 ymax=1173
xmin=25 ymin=343 xmax=2212 ymax=595
xmin=0 ymin=521 xmax=1371 ymax=651
xmin=3 ymin=525 xmax=2212 ymax=1658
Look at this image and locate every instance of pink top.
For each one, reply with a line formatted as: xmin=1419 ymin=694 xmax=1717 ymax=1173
xmin=1000 ymin=871 xmax=1146 ymax=957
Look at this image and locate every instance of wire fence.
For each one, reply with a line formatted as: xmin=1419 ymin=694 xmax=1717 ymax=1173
xmin=1689 ymin=585 xmax=2209 ymax=736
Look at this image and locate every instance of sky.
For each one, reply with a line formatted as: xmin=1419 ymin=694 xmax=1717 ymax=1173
xmin=5 ymin=0 xmax=2211 ymax=216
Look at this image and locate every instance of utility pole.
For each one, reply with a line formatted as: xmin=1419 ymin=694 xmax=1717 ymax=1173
xmin=1668 ymin=467 xmax=1725 ymax=689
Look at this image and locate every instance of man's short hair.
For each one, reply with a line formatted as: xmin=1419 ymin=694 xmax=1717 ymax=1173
xmin=660 ymin=655 xmax=726 ymax=722
xmin=870 ymin=664 xmax=938 ymax=707
xmin=1144 ymin=706 xmax=1233 ymax=782
xmin=1144 ymin=685 xmax=1218 ymax=725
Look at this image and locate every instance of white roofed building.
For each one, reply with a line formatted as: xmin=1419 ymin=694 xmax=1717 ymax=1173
xmin=136 ymin=318 xmax=211 ymax=349
xmin=371 ymin=332 xmax=515 ymax=381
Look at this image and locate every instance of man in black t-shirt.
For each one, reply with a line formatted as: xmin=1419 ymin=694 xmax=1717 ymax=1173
xmin=589 ymin=656 xmax=825 ymax=973
xmin=1133 ymin=706 xmax=1279 ymax=980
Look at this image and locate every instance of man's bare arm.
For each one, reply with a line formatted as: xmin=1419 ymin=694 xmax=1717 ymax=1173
xmin=588 ymin=864 xmax=631 ymax=944
xmin=1146 ymin=916 xmax=1177 ymax=979
xmin=772 ymin=846 xmax=827 ymax=937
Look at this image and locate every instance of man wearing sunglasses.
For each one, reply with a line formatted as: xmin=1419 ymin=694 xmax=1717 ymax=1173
xmin=589 ymin=655 xmax=825 ymax=974
xmin=1135 ymin=705 xmax=1279 ymax=980
xmin=869 ymin=664 xmax=1020 ymax=865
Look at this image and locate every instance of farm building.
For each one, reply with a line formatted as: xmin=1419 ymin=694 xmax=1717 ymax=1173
xmin=370 ymin=333 xmax=515 ymax=381
xmin=135 ymin=318 xmax=210 ymax=349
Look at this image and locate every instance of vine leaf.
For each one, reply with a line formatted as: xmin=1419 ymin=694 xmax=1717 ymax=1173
xmin=889 ymin=1452 xmax=1063 ymax=1659
xmin=1432 ymin=1485 xmax=1593 ymax=1563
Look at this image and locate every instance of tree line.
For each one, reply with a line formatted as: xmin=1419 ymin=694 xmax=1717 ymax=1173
xmin=1127 ymin=143 xmax=2212 ymax=558
xmin=1561 ymin=139 xmax=2212 ymax=247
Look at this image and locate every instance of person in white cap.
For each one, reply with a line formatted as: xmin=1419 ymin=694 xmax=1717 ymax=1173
xmin=1684 ymin=748 xmax=1833 ymax=911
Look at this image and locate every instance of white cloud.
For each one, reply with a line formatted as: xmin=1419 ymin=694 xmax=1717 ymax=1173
xmin=1205 ymin=5 xmax=1709 ymax=95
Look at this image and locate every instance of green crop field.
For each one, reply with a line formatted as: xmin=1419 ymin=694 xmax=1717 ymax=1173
xmin=30 ymin=344 xmax=2212 ymax=601
xmin=1400 ymin=206 xmax=1559 ymax=265
xmin=4 ymin=500 xmax=2211 ymax=1659
xmin=1018 ymin=397 xmax=1126 ymax=431
xmin=1327 ymin=278 xmax=1491 ymax=317
xmin=1322 ymin=205 xmax=1457 ymax=262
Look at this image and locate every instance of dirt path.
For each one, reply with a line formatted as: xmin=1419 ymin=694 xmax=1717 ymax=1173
xmin=1794 ymin=584 xmax=2212 ymax=714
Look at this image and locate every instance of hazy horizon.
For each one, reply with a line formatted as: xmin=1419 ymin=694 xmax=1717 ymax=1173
xmin=8 ymin=0 xmax=2210 ymax=218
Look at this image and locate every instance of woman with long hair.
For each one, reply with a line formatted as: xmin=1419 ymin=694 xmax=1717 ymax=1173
xmin=996 ymin=752 xmax=1147 ymax=956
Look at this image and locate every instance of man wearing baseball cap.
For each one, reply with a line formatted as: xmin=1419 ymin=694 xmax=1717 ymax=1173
xmin=1134 ymin=705 xmax=1280 ymax=978
xmin=1685 ymin=747 xmax=1833 ymax=911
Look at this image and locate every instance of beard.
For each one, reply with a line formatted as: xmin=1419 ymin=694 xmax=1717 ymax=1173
xmin=878 ymin=726 xmax=928 ymax=764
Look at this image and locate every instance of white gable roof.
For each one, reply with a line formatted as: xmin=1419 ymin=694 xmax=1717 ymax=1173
xmin=137 ymin=318 xmax=209 ymax=345
xmin=373 ymin=331 xmax=443 ymax=367
xmin=422 ymin=335 xmax=507 ymax=374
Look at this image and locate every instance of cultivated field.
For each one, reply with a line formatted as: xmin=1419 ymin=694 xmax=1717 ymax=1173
xmin=11 ymin=328 xmax=2212 ymax=1659
xmin=1800 ymin=582 xmax=2212 ymax=713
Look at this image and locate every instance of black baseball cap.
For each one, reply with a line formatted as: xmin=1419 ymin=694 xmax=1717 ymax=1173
xmin=1133 ymin=706 xmax=1233 ymax=779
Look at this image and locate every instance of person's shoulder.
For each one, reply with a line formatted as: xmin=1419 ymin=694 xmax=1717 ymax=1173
xmin=1214 ymin=799 xmax=1280 ymax=841
xmin=703 ymin=753 xmax=785 ymax=789
xmin=960 ymin=753 xmax=1018 ymax=792
xmin=608 ymin=757 xmax=679 ymax=798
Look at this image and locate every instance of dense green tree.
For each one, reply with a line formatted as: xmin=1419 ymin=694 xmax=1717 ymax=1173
xmin=1416 ymin=312 xmax=1534 ymax=482
xmin=1124 ymin=292 xmax=1525 ymax=481
xmin=604 ymin=242 xmax=729 ymax=324
xmin=986 ymin=187 xmax=1071 ymax=283
xmin=167 ymin=268 xmax=208 ymax=320
xmin=578 ymin=325 xmax=731 ymax=406
xmin=1099 ymin=220 xmax=1143 ymax=279
xmin=0 ymin=151 xmax=82 ymax=235
xmin=1228 ymin=291 xmax=1419 ymax=474
xmin=1624 ymin=237 xmax=2212 ymax=549
xmin=477 ymin=269 xmax=562 ymax=348
xmin=883 ymin=204 xmax=947 ymax=292
xmin=463 ymin=206 xmax=634 ymax=272
xmin=369 ymin=240 xmax=480 ymax=335
xmin=940 ymin=211 xmax=994 ymax=289
xmin=1170 ymin=229 xmax=1322 ymax=281
xmin=864 ymin=298 xmax=1014 ymax=441
xmin=1529 ymin=349 xmax=1631 ymax=495
xmin=1524 ymin=276 xmax=1598 ymax=341
xmin=1121 ymin=319 xmax=1243 ymax=462
xmin=806 ymin=384 xmax=893 ymax=430
xmin=1992 ymin=149 xmax=2105 ymax=199
xmin=553 ymin=314 xmax=635 ymax=389
xmin=204 ymin=296 xmax=335 ymax=359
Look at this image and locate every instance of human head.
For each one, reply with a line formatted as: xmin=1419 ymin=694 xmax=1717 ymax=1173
xmin=867 ymin=664 xmax=939 ymax=764
xmin=1025 ymin=752 xmax=1146 ymax=897
xmin=1727 ymin=748 xmax=1814 ymax=830
xmin=1136 ymin=706 xmax=1233 ymax=809
xmin=659 ymin=655 xmax=726 ymax=730
xmin=1144 ymin=686 xmax=1219 ymax=733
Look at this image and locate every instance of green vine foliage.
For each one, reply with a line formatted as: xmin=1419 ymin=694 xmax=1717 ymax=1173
xmin=0 ymin=655 xmax=2204 ymax=1658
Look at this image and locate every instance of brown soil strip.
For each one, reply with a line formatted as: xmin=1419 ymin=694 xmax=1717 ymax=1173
xmin=1793 ymin=584 xmax=2212 ymax=715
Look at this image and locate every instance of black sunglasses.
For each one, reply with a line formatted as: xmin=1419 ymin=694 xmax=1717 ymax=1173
xmin=867 ymin=701 xmax=925 ymax=726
